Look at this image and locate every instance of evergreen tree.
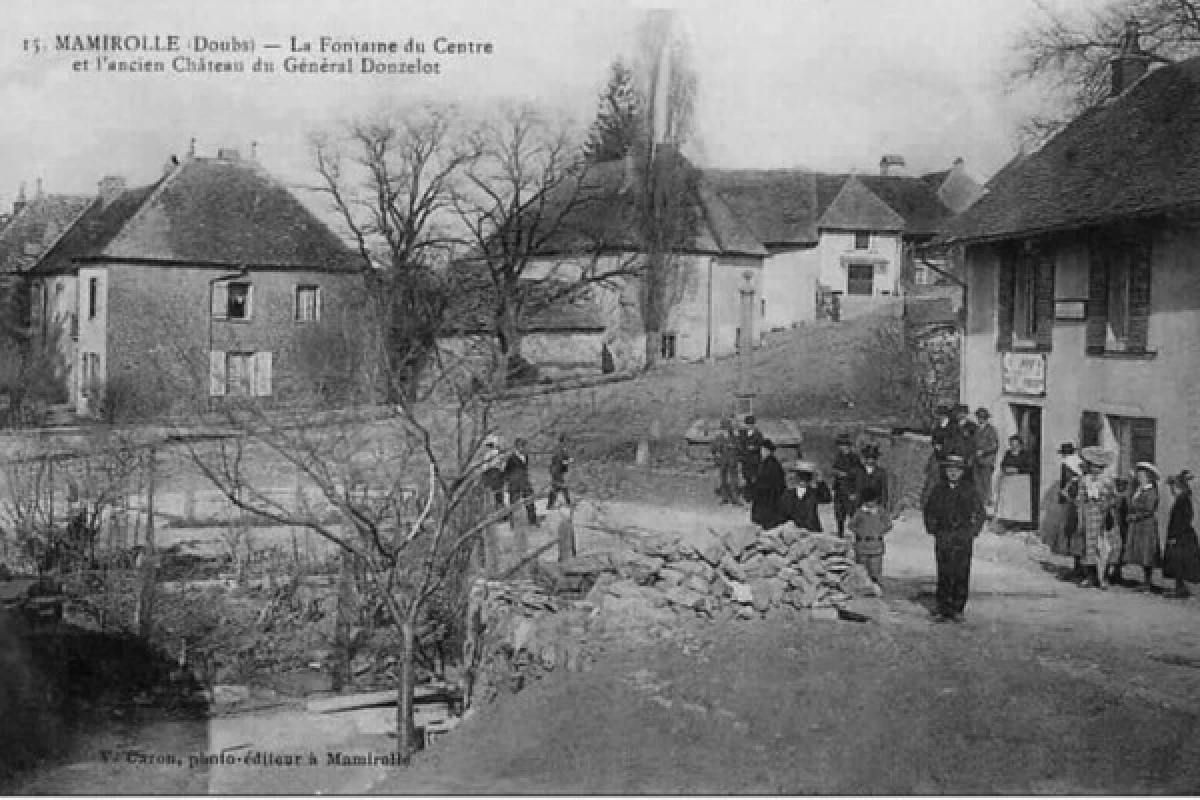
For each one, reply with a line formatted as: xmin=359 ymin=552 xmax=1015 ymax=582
xmin=584 ymin=59 xmax=641 ymax=163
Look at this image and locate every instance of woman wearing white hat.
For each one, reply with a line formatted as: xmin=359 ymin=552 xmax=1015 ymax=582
xmin=1076 ymin=447 xmax=1117 ymax=588
xmin=1125 ymin=461 xmax=1162 ymax=592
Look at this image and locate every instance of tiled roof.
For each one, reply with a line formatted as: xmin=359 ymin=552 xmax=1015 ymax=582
xmin=944 ymin=57 xmax=1200 ymax=243
xmin=817 ymin=176 xmax=907 ymax=232
xmin=0 ymin=194 xmax=94 ymax=274
xmin=36 ymin=157 xmax=363 ymax=274
xmin=703 ymin=170 xmax=818 ymax=247
xmin=441 ymin=265 xmax=605 ymax=334
xmin=858 ymin=174 xmax=956 ymax=234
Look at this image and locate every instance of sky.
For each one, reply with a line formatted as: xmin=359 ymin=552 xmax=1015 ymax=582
xmin=0 ymin=0 xmax=1077 ymax=214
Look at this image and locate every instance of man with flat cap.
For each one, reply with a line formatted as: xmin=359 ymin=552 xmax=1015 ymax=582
xmin=923 ymin=453 xmax=986 ymax=622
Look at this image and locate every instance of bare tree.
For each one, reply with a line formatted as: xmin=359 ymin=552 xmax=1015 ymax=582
xmin=310 ymin=104 xmax=474 ymax=398
xmin=1011 ymin=0 xmax=1197 ymax=145
xmin=453 ymin=107 xmax=640 ymax=388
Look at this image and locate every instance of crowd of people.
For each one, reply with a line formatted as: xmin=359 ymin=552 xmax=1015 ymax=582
xmin=1041 ymin=443 xmax=1200 ymax=598
xmin=710 ymin=414 xmax=895 ymax=586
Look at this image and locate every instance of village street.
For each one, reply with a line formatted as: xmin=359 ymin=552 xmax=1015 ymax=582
xmin=13 ymin=494 xmax=1200 ymax=795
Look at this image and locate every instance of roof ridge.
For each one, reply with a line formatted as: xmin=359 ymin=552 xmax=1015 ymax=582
xmin=37 ymin=197 xmax=98 ymax=261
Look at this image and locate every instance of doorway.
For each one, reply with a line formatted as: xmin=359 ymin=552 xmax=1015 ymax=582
xmin=1010 ymin=404 xmax=1043 ymax=524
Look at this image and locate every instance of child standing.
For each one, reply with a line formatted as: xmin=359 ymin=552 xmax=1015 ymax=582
xmin=848 ymin=485 xmax=892 ymax=584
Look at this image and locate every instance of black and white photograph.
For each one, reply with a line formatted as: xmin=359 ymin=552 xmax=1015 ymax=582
xmin=1 ymin=0 xmax=1199 ymax=793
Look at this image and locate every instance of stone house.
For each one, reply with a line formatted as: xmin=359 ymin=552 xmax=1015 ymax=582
xmin=706 ymin=157 xmax=981 ymax=328
xmin=27 ymin=149 xmax=366 ymax=417
xmin=942 ymin=30 xmax=1200 ymax=527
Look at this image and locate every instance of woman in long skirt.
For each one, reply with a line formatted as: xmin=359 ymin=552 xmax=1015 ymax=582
xmin=1163 ymin=470 xmax=1200 ymax=598
xmin=1125 ymin=462 xmax=1162 ymax=592
xmin=1076 ymin=447 xmax=1116 ymax=588
xmin=1043 ymin=443 xmax=1083 ymax=575
xmin=995 ymin=435 xmax=1033 ymax=528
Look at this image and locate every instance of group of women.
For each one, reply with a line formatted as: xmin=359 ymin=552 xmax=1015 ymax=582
xmin=1041 ymin=443 xmax=1200 ymax=597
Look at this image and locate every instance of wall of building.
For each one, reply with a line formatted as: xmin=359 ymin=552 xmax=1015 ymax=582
xmin=104 ymin=263 xmax=366 ymax=416
xmin=32 ymin=273 xmax=79 ymax=405
xmin=75 ymin=266 xmax=108 ymax=413
xmin=961 ymin=225 xmax=1200 ymax=536
xmin=761 ymin=246 xmax=819 ymax=331
xmin=817 ymin=230 xmax=903 ymax=319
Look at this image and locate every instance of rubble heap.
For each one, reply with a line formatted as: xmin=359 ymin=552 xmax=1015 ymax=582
xmin=553 ymin=521 xmax=882 ymax=621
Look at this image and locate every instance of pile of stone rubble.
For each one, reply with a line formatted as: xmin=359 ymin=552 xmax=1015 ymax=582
xmin=552 ymin=521 xmax=882 ymax=621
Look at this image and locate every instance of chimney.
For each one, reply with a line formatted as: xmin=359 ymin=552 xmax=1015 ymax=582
xmin=187 ymin=137 xmax=197 ymax=159
xmin=879 ymin=154 xmax=906 ymax=176
xmin=12 ymin=182 xmax=27 ymax=216
xmin=97 ymin=175 xmax=126 ymax=208
xmin=953 ymin=157 xmax=965 ymax=168
xmin=34 ymin=178 xmax=44 ymax=201
xmin=163 ymin=154 xmax=180 ymax=176
xmin=1111 ymin=18 xmax=1151 ymax=97
xmin=217 ymin=148 xmax=240 ymax=162
xmin=250 ymin=141 xmax=258 ymax=161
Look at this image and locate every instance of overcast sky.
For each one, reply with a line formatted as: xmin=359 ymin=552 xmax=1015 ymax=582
xmin=0 ymin=0 xmax=1076 ymax=213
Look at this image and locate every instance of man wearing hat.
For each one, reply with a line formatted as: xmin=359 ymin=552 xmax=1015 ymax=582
xmin=780 ymin=461 xmax=833 ymax=532
xmin=923 ymin=453 xmax=986 ymax=622
xmin=711 ymin=416 xmax=742 ymax=505
xmin=737 ymin=415 xmax=765 ymax=503
xmin=856 ymin=443 xmax=889 ymax=510
xmin=923 ymin=405 xmax=954 ymax=505
xmin=831 ymin=433 xmax=865 ymax=537
xmin=973 ymin=408 xmax=999 ymax=509
xmin=751 ymin=439 xmax=787 ymax=529
xmin=944 ymin=404 xmax=978 ymax=485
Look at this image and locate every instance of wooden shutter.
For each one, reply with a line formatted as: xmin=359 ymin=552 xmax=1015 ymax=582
xmin=253 ymin=351 xmax=273 ymax=397
xmin=1034 ymin=250 xmax=1055 ymax=351
xmin=1085 ymin=238 xmax=1109 ymax=354
xmin=211 ymin=282 xmax=228 ymax=320
xmin=209 ymin=350 xmax=226 ymax=397
xmin=1080 ymin=411 xmax=1102 ymax=448
xmin=245 ymin=284 xmax=255 ymax=321
xmin=996 ymin=247 xmax=1014 ymax=351
xmin=1130 ymin=417 xmax=1156 ymax=465
xmin=1126 ymin=233 xmax=1153 ymax=353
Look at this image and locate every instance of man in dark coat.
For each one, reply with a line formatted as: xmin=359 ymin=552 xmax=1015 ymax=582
xmin=973 ymin=407 xmax=999 ymax=510
xmin=831 ymin=433 xmax=865 ymax=537
xmin=922 ymin=405 xmax=953 ymax=505
xmin=737 ymin=415 xmax=765 ymax=502
xmin=504 ymin=438 xmax=539 ymax=527
xmin=856 ymin=443 xmax=889 ymax=510
xmin=751 ymin=439 xmax=787 ymax=529
xmin=711 ymin=416 xmax=741 ymax=505
xmin=944 ymin=404 xmax=978 ymax=485
xmin=780 ymin=461 xmax=833 ymax=532
xmin=923 ymin=454 xmax=986 ymax=622
xmin=546 ymin=433 xmax=572 ymax=510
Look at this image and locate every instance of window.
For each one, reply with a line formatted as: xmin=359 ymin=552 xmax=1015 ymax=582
xmin=1087 ymin=229 xmax=1152 ymax=355
xmin=295 ymin=285 xmax=321 ymax=322
xmin=997 ymin=244 xmax=1054 ymax=352
xmin=1082 ymin=411 xmax=1155 ymax=477
xmin=212 ymin=281 xmax=253 ymax=321
xmin=87 ymin=277 xmax=98 ymax=320
xmin=661 ymin=333 xmax=677 ymax=360
xmin=209 ymin=350 xmax=273 ymax=398
xmin=854 ymin=231 xmax=871 ymax=250
xmin=847 ymin=263 xmax=874 ymax=296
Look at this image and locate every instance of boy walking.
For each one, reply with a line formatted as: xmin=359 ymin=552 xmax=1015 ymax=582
xmin=848 ymin=485 xmax=892 ymax=584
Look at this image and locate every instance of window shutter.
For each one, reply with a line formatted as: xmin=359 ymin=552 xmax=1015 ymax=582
xmin=995 ymin=249 xmax=1014 ymax=351
xmin=1080 ymin=411 xmax=1102 ymax=448
xmin=253 ymin=351 xmax=273 ymax=397
xmin=245 ymin=284 xmax=254 ymax=321
xmin=209 ymin=350 xmax=227 ymax=397
xmin=1126 ymin=233 xmax=1152 ymax=353
xmin=1130 ymin=417 xmax=1156 ymax=465
xmin=211 ymin=282 xmax=228 ymax=320
xmin=1085 ymin=240 xmax=1109 ymax=354
xmin=1034 ymin=251 xmax=1055 ymax=351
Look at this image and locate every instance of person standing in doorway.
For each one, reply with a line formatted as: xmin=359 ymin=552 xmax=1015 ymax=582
xmin=923 ymin=454 xmax=986 ymax=622
xmin=973 ymin=408 xmax=999 ymax=511
xmin=546 ymin=433 xmax=572 ymax=510
xmin=995 ymin=435 xmax=1033 ymax=530
xmin=831 ymin=433 xmax=864 ymax=537
xmin=1125 ymin=462 xmax=1163 ymax=592
xmin=1163 ymin=470 xmax=1200 ymax=599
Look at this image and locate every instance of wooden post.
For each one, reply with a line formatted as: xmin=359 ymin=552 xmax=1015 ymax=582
xmin=333 ymin=552 xmax=353 ymax=691
xmin=557 ymin=504 xmax=577 ymax=563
